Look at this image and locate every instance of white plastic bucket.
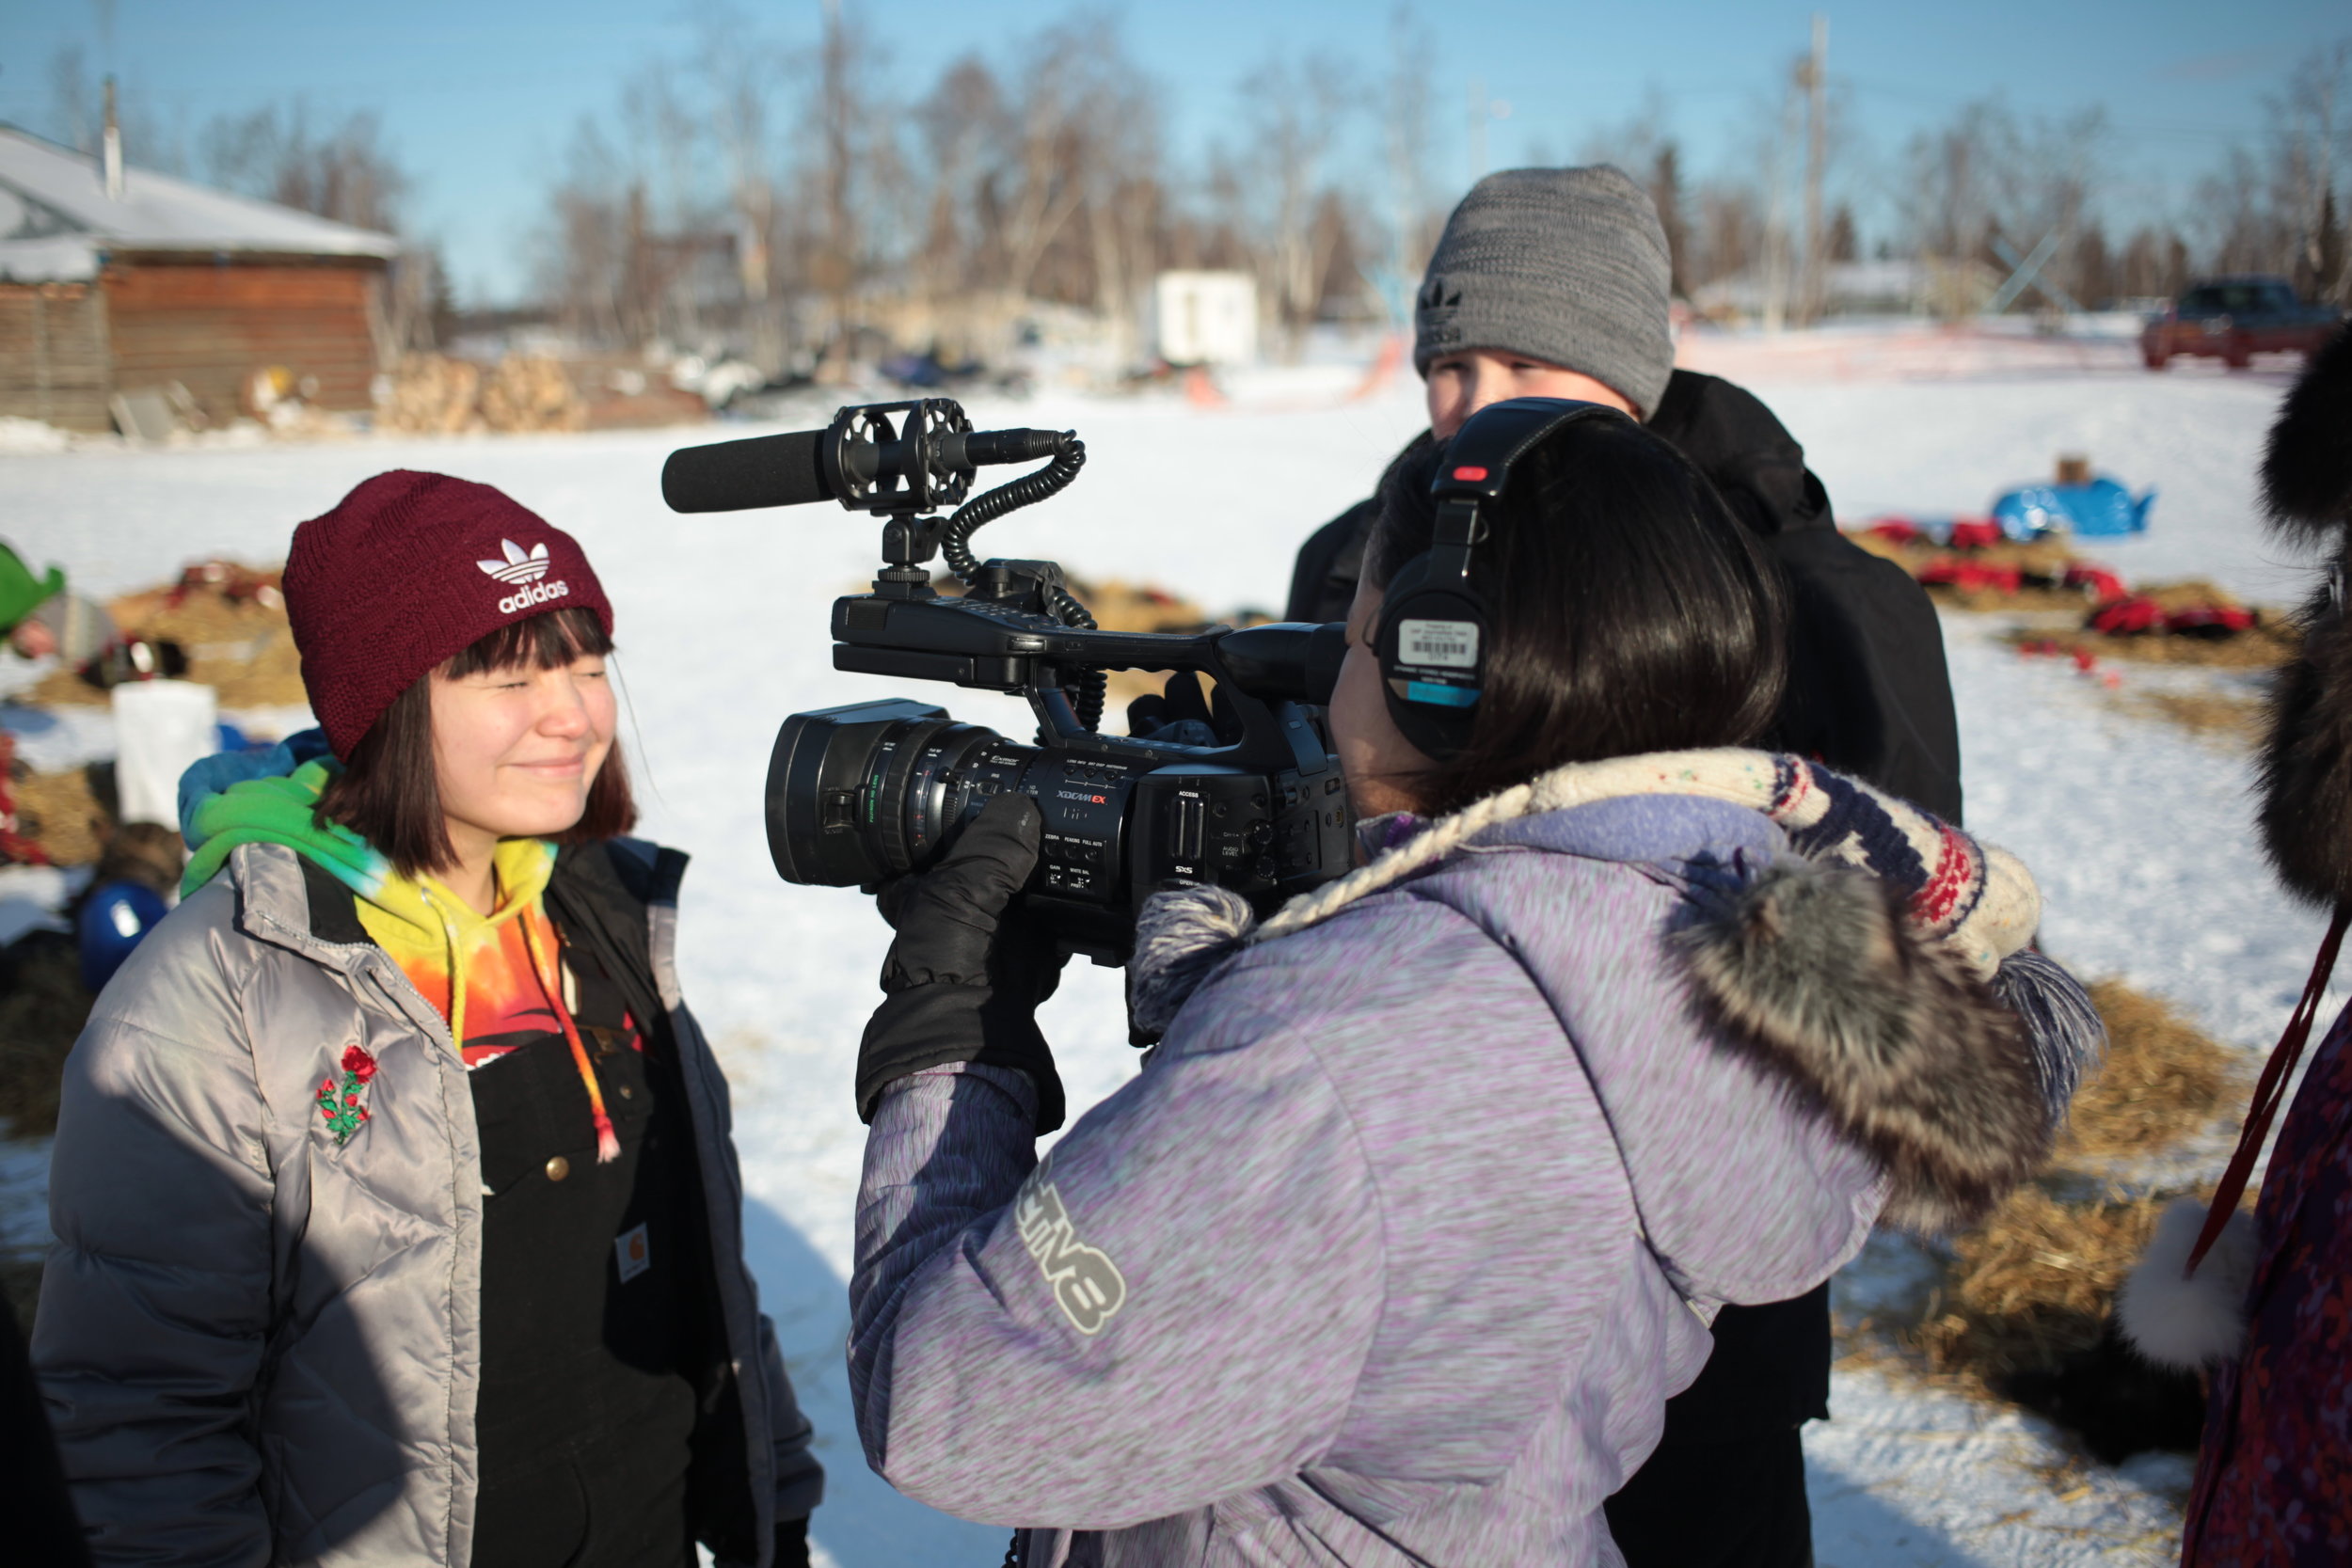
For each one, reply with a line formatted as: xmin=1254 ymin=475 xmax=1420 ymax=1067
xmin=111 ymin=679 xmax=219 ymax=828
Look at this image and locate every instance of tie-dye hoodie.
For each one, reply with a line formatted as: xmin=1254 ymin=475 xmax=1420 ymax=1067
xmin=182 ymin=748 xmax=620 ymax=1161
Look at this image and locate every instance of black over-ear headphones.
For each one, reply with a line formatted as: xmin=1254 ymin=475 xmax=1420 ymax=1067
xmin=1376 ymin=397 xmax=1635 ymax=759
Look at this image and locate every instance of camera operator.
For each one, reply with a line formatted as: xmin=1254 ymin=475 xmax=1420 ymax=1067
xmin=844 ymin=409 xmax=2092 ymax=1564
xmin=1285 ymin=166 xmax=1962 ymax=1567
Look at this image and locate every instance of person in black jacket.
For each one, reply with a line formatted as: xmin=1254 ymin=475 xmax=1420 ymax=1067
xmin=1281 ymin=166 xmax=1963 ymax=1568
xmin=2 ymin=1294 xmax=88 ymax=1568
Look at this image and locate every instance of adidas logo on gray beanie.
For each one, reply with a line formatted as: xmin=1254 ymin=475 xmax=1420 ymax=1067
xmin=1415 ymin=165 xmax=1675 ymax=420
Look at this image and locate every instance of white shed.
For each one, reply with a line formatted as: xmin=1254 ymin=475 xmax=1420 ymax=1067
xmin=1152 ymin=271 xmax=1258 ymax=367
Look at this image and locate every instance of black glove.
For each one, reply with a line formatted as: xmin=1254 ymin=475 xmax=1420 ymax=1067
xmin=858 ymin=793 xmax=1068 ymax=1131
xmin=772 ymin=1515 xmax=810 ymax=1568
xmin=1125 ymin=670 xmax=1239 ymax=748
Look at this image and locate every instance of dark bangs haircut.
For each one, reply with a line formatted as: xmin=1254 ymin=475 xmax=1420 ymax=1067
xmin=1367 ymin=416 xmax=1788 ymax=816
xmin=315 ymin=606 xmax=634 ymax=879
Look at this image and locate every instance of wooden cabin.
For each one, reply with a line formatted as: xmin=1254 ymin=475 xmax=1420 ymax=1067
xmin=0 ymin=126 xmax=398 ymax=434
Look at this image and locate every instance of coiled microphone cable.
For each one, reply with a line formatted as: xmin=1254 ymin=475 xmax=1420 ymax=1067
xmin=939 ymin=436 xmax=1105 ymax=731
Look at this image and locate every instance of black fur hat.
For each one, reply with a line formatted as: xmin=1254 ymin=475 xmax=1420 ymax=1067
xmin=2263 ymin=322 xmax=2352 ymax=543
xmin=2257 ymin=322 xmax=2352 ymax=906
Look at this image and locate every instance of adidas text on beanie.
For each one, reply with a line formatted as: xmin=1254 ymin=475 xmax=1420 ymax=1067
xmin=1414 ymin=165 xmax=1676 ymax=419
xmin=283 ymin=470 xmax=613 ymax=759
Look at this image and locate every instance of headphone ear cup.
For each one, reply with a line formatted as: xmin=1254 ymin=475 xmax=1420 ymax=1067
xmin=1375 ymin=553 xmax=1488 ymax=762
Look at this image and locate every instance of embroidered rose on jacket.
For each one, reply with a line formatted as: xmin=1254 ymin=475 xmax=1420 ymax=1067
xmin=316 ymin=1044 xmax=378 ymax=1145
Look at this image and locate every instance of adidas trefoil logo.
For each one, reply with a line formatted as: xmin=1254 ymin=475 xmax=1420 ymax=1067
xmin=476 ymin=539 xmax=551 ymax=585
xmin=477 ymin=538 xmax=570 ymax=614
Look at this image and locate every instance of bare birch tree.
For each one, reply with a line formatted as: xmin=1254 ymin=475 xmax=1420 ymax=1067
xmin=1238 ymin=54 xmax=1358 ymax=356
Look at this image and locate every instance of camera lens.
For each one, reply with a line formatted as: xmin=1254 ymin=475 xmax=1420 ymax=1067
xmin=767 ymin=698 xmax=1036 ymax=887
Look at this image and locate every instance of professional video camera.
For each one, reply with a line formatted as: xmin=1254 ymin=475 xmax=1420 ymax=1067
xmin=661 ymin=397 xmax=1353 ymax=962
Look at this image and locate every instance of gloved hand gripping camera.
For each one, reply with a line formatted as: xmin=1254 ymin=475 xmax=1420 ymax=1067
xmin=662 ymin=398 xmax=1353 ymax=962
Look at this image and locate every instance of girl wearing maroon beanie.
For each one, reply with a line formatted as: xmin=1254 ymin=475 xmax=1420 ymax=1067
xmin=33 ymin=471 xmax=821 ymax=1568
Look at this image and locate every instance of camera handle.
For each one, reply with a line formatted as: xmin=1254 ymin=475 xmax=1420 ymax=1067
xmin=1021 ymin=622 xmax=1343 ymax=780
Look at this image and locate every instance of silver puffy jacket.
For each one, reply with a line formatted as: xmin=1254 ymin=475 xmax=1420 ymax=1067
xmin=33 ymin=840 xmax=821 ymax=1566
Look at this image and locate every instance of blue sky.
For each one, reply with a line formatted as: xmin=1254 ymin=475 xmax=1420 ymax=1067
xmin=1 ymin=0 xmax=2344 ymax=305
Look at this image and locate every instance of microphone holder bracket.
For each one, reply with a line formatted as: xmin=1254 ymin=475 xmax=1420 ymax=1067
xmin=874 ymin=510 xmax=946 ymax=597
xmin=825 ymin=398 xmax=976 ymax=519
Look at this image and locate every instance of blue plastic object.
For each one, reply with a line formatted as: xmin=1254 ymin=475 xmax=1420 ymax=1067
xmin=1991 ymin=478 xmax=2155 ymax=540
xmin=76 ymin=879 xmax=171 ymax=991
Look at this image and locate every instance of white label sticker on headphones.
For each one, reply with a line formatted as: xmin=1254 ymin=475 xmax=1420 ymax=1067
xmin=1399 ymin=618 xmax=1479 ymax=669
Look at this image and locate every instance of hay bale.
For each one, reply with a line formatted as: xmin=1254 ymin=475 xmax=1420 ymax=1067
xmin=378 ymin=353 xmax=485 ymax=435
xmin=2137 ymin=578 xmax=2246 ymax=613
xmin=1847 ymin=532 xmax=2085 ymax=580
xmin=2002 ymin=624 xmax=2296 ymax=672
xmin=12 ymin=768 xmax=109 ymax=865
xmin=27 ymin=562 xmax=309 ymax=709
xmin=122 ymin=568 xmax=307 ymax=707
xmin=2128 ymin=689 xmax=2265 ymax=742
xmin=1881 ymin=978 xmax=2233 ymax=1453
xmin=1849 ymin=531 xmax=2101 ymax=613
xmin=1851 ymin=977 xmax=2237 ymax=1458
xmin=1998 ymin=538 xmax=2083 ymax=580
xmin=480 ymin=356 xmax=586 ymax=434
xmin=2064 ymin=981 xmax=2235 ymax=1159
xmin=1915 ymin=1186 xmax=2158 ymax=1380
xmin=1911 ymin=1182 xmax=2208 ymax=1459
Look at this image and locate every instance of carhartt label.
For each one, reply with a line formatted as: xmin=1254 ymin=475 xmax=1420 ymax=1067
xmin=1399 ymin=618 xmax=1478 ymax=669
xmin=614 ymin=1222 xmax=651 ymax=1283
xmin=1013 ymin=1180 xmax=1126 ymax=1336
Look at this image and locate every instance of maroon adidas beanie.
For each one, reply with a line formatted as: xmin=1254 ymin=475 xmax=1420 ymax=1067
xmin=284 ymin=470 xmax=613 ymax=759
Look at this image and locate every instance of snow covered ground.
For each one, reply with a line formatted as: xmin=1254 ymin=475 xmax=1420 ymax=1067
xmin=0 ymin=325 xmax=2323 ymax=1564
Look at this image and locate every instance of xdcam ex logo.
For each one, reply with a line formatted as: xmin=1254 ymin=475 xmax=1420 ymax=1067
xmin=476 ymin=539 xmax=572 ymax=615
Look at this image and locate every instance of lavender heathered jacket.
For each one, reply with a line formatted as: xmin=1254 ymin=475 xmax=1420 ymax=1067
xmin=850 ymin=791 xmax=2062 ymax=1565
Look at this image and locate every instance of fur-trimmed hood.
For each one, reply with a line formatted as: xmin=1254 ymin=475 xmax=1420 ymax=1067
xmin=1131 ymin=750 xmax=2098 ymax=1235
xmin=2258 ymin=321 xmax=2352 ymax=906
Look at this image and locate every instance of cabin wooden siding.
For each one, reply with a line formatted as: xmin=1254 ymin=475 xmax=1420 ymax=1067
xmin=0 ymin=282 xmax=113 ymax=433
xmin=103 ymin=257 xmax=387 ymax=424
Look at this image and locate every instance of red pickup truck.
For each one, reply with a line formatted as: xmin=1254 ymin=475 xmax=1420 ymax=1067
xmin=2142 ymin=276 xmax=2344 ymax=369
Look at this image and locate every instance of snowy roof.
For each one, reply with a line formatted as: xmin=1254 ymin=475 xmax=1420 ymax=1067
xmin=0 ymin=125 xmax=398 ymax=284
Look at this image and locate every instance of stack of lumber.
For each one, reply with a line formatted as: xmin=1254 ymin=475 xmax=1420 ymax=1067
xmin=480 ymin=356 xmax=587 ymax=433
xmin=377 ymin=354 xmax=485 ymax=435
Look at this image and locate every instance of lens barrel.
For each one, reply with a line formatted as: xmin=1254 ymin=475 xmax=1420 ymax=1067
xmin=768 ymin=699 xmax=997 ymax=885
xmin=767 ymin=698 xmax=1147 ymax=911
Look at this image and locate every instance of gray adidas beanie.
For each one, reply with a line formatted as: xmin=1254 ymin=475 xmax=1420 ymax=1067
xmin=1414 ymin=165 xmax=1675 ymax=419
